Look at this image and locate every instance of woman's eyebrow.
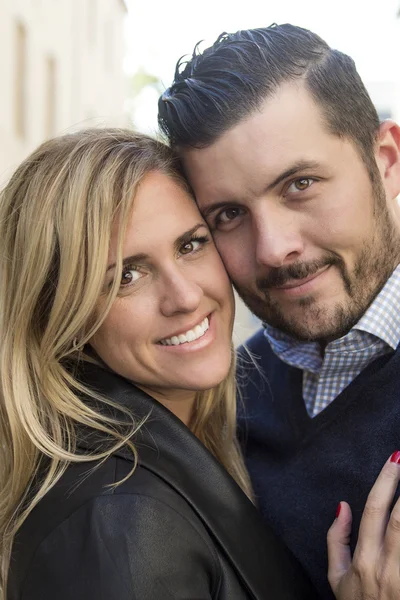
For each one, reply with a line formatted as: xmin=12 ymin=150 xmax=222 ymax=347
xmin=106 ymin=253 xmax=149 ymax=273
xmin=106 ymin=223 xmax=206 ymax=272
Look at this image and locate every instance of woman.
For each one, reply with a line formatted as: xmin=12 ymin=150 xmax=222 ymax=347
xmin=0 ymin=128 xmax=317 ymax=599
xmin=0 ymin=128 xmax=399 ymax=600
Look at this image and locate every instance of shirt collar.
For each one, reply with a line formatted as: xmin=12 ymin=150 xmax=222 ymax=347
xmin=353 ymin=264 xmax=400 ymax=350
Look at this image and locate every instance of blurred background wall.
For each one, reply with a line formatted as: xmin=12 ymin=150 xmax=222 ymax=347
xmin=0 ymin=0 xmax=399 ymax=344
xmin=0 ymin=0 xmax=128 ymax=186
xmin=125 ymin=0 xmax=400 ymax=136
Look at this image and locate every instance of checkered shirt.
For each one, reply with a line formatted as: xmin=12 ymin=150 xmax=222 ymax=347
xmin=264 ymin=265 xmax=400 ymax=417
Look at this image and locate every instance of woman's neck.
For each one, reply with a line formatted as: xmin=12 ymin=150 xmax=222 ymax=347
xmin=136 ymin=385 xmax=196 ymax=426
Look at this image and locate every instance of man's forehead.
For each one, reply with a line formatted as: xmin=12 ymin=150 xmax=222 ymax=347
xmin=181 ymin=83 xmax=328 ymax=164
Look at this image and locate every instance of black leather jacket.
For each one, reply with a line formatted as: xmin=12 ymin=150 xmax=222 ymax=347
xmin=8 ymin=363 xmax=319 ymax=599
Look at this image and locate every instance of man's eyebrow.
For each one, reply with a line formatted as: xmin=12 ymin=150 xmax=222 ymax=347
xmin=200 ymin=160 xmax=321 ymax=217
xmin=266 ymin=160 xmax=321 ymax=192
xmin=106 ymin=223 xmax=206 ymax=272
xmin=201 ymin=201 xmax=243 ymax=218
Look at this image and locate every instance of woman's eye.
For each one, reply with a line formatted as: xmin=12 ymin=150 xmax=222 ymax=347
xmin=180 ymin=240 xmax=201 ymax=255
xmin=179 ymin=235 xmax=209 ymax=256
xmin=287 ymin=178 xmax=314 ymax=193
xmin=121 ymin=267 xmax=142 ymax=286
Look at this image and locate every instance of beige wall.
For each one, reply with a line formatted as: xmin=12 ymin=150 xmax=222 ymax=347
xmin=366 ymin=81 xmax=400 ymax=124
xmin=0 ymin=0 xmax=128 ymax=185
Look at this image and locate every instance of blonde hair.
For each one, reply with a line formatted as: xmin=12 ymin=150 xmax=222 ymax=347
xmin=0 ymin=128 xmax=251 ymax=596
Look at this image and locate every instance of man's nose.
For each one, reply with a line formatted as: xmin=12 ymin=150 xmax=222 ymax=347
xmin=159 ymin=268 xmax=203 ymax=317
xmin=254 ymin=209 xmax=304 ymax=268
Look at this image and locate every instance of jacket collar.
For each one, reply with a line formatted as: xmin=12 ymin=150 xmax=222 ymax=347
xmin=77 ymin=361 xmax=315 ymax=600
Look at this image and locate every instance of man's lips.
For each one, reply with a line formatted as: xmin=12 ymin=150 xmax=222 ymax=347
xmin=271 ymin=265 xmax=331 ymax=290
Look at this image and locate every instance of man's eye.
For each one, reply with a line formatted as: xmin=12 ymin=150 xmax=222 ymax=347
xmin=218 ymin=207 xmax=242 ymax=223
xmin=287 ymin=178 xmax=314 ymax=193
xmin=121 ymin=267 xmax=142 ymax=286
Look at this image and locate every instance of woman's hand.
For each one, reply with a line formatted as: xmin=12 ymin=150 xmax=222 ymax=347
xmin=327 ymin=452 xmax=400 ymax=599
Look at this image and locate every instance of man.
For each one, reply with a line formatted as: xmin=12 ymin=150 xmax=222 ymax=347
xmin=158 ymin=24 xmax=400 ymax=598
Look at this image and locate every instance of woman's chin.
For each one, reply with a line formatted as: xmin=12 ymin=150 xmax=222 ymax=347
xmin=178 ymin=358 xmax=233 ymax=392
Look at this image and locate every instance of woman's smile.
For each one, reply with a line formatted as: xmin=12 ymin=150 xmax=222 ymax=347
xmin=157 ymin=314 xmax=215 ymax=352
xmin=158 ymin=314 xmax=210 ymax=346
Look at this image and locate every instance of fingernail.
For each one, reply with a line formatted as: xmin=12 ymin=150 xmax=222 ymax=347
xmin=336 ymin=502 xmax=341 ymax=518
xmin=390 ymin=450 xmax=400 ymax=464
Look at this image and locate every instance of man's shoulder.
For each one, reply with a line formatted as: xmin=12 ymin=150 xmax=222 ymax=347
xmin=236 ymin=326 xmax=302 ymax=404
xmin=238 ymin=327 xmax=266 ymax=354
xmin=237 ymin=327 xmax=277 ymax=369
xmin=237 ymin=327 xmax=280 ymax=395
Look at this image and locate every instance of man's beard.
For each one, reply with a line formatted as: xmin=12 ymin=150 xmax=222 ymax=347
xmin=234 ymin=181 xmax=400 ymax=343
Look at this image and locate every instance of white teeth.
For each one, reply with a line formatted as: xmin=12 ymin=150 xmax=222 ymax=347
xmin=160 ymin=317 xmax=209 ymax=346
xmin=186 ymin=331 xmax=196 ymax=342
xmin=194 ymin=325 xmax=203 ymax=337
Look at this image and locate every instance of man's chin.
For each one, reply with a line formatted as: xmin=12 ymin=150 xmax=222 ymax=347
xmin=281 ymin=323 xmax=341 ymax=343
xmin=266 ymin=316 xmax=336 ymax=343
xmin=238 ymin=291 xmax=356 ymax=343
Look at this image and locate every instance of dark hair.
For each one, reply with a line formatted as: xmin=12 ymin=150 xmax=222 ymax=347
xmin=158 ymin=23 xmax=380 ymax=178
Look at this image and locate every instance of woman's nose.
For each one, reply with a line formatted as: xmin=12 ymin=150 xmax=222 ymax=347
xmin=159 ymin=269 xmax=203 ymax=317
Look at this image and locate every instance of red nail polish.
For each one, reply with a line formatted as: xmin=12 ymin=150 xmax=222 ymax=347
xmin=390 ymin=451 xmax=400 ymax=464
xmin=336 ymin=503 xmax=341 ymax=518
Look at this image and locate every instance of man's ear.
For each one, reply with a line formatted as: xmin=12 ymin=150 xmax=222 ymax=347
xmin=376 ymin=120 xmax=400 ymax=199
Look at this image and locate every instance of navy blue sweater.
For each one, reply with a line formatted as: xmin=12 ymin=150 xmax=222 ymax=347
xmin=237 ymin=328 xmax=400 ymax=599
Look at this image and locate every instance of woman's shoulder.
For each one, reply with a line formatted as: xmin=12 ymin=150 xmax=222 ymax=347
xmin=9 ymin=455 xmax=221 ymax=600
xmin=15 ymin=453 xmax=217 ymax=551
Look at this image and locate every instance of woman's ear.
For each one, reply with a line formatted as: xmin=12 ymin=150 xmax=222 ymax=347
xmin=376 ymin=120 xmax=400 ymax=200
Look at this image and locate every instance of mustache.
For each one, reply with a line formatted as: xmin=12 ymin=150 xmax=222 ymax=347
xmin=256 ymin=256 xmax=342 ymax=290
